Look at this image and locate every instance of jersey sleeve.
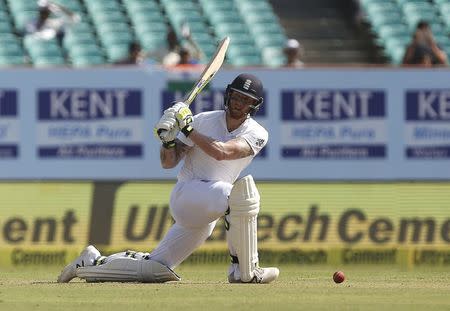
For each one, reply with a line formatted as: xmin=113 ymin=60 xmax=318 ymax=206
xmin=240 ymin=126 xmax=268 ymax=156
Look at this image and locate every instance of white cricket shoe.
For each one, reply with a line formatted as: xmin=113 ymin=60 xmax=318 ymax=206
xmin=228 ymin=266 xmax=280 ymax=284
xmin=57 ymin=245 xmax=101 ymax=283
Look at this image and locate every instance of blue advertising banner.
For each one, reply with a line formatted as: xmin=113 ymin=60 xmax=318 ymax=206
xmin=405 ymin=90 xmax=450 ymax=159
xmin=0 ymin=67 xmax=449 ymax=180
xmin=280 ymin=89 xmax=387 ymax=159
xmin=37 ymin=89 xmax=143 ymax=159
xmin=0 ymin=90 xmax=19 ymax=158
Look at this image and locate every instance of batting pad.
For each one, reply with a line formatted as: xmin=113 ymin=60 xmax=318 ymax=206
xmin=227 ymin=174 xmax=260 ymax=282
xmin=76 ymin=257 xmax=181 ymax=283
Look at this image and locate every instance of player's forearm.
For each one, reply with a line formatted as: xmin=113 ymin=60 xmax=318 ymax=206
xmin=160 ymin=140 xmax=189 ymax=168
xmin=160 ymin=146 xmax=177 ymax=168
xmin=188 ymin=130 xmax=228 ymax=160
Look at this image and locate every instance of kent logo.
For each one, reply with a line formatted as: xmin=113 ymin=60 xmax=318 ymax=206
xmin=281 ymin=90 xmax=385 ymax=121
xmin=406 ymin=90 xmax=450 ymax=121
xmin=38 ymin=89 xmax=142 ymax=120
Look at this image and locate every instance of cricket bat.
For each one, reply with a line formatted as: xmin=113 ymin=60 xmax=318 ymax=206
xmin=184 ymin=36 xmax=230 ymax=105
xmin=158 ymin=37 xmax=230 ymax=140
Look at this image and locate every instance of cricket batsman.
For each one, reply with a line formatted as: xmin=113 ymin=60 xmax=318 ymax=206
xmin=57 ymin=73 xmax=279 ymax=284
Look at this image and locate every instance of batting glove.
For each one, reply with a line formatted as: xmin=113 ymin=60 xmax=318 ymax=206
xmin=154 ymin=111 xmax=178 ymax=148
xmin=175 ymin=103 xmax=193 ymax=137
xmin=159 ymin=127 xmax=179 ymax=149
xmin=170 ymin=101 xmax=187 ymax=112
xmin=163 ymin=102 xmax=186 ymax=117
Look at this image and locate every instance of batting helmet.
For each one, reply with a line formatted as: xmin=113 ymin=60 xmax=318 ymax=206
xmin=224 ymin=73 xmax=264 ymax=116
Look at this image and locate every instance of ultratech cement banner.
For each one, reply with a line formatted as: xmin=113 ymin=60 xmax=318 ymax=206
xmin=0 ymin=182 xmax=449 ymax=267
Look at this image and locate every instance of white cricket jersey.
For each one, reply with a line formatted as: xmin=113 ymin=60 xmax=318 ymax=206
xmin=177 ymin=110 xmax=268 ymax=184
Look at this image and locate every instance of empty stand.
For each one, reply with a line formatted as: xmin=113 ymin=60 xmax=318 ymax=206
xmin=161 ymin=0 xmax=215 ymax=62
xmin=0 ymin=0 xmax=290 ymax=67
xmin=0 ymin=0 xmax=27 ymax=66
xmin=122 ymin=0 xmax=168 ymax=56
xmin=83 ymin=0 xmax=132 ymax=63
xmin=198 ymin=0 xmax=251 ymax=65
xmin=235 ymin=0 xmax=286 ymax=66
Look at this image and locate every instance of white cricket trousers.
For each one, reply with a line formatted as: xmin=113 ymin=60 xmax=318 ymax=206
xmin=149 ymin=179 xmax=233 ymax=269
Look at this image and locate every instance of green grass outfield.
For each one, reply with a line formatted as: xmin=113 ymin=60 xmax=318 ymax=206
xmin=1 ymin=264 xmax=449 ymax=311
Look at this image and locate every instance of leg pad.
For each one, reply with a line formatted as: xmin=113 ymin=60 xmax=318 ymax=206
xmin=226 ymin=175 xmax=260 ymax=282
xmin=77 ymin=257 xmax=181 ymax=283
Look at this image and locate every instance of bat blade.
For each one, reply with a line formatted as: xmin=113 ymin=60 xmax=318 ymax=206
xmin=157 ymin=37 xmax=229 ymax=141
xmin=184 ymin=36 xmax=230 ymax=105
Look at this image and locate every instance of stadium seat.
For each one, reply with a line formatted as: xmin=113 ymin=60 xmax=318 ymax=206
xmin=208 ymin=11 xmax=242 ymax=25
xmin=0 ymin=42 xmax=23 ymax=55
xmin=12 ymin=11 xmax=39 ymax=31
xmin=91 ymin=11 xmax=127 ymax=24
xmin=52 ymin=0 xmax=83 ymax=12
xmin=395 ymin=0 xmax=429 ymax=6
xmin=0 ymin=20 xmax=13 ymax=33
xmin=201 ymin=1 xmax=235 ymax=14
xmin=233 ymin=0 xmax=286 ymax=64
xmin=0 ymin=46 xmax=26 ymax=67
xmin=383 ymin=36 xmax=409 ymax=63
xmin=237 ymin=1 xmax=274 ymax=12
xmin=82 ymin=0 xmax=134 ymax=64
xmin=122 ymin=0 xmax=170 ymax=55
xmin=160 ymin=0 xmax=216 ymax=62
xmin=33 ymin=55 xmax=66 ymax=67
xmin=7 ymin=0 xmax=37 ymax=12
xmin=0 ymin=55 xmax=27 ymax=66
xmin=365 ymin=2 xmax=402 ymax=20
xmin=84 ymin=1 xmax=122 ymax=12
xmin=140 ymin=35 xmax=168 ymax=51
xmin=123 ymin=0 xmax=160 ymax=12
xmin=71 ymin=55 xmax=105 ymax=67
xmin=360 ymin=0 xmax=394 ymax=11
xmin=254 ymin=33 xmax=286 ymax=50
xmin=262 ymin=46 xmax=286 ymax=67
xmin=229 ymin=55 xmax=261 ymax=66
xmin=214 ymin=22 xmax=247 ymax=36
xmin=0 ymin=0 xmax=290 ymax=67
xmin=105 ymin=45 xmax=130 ymax=62
xmin=63 ymin=34 xmax=97 ymax=50
xmin=131 ymin=12 xmax=165 ymax=25
xmin=69 ymin=44 xmax=105 ymax=61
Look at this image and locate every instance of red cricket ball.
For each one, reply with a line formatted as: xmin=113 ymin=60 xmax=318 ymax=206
xmin=333 ymin=271 xmax=345 ymax=283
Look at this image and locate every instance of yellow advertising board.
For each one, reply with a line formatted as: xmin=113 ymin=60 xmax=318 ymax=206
xmin=0 ymin=182 xmax=449 ymax=267
xmin=0 ymin=183 xmax=92 ymax=266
